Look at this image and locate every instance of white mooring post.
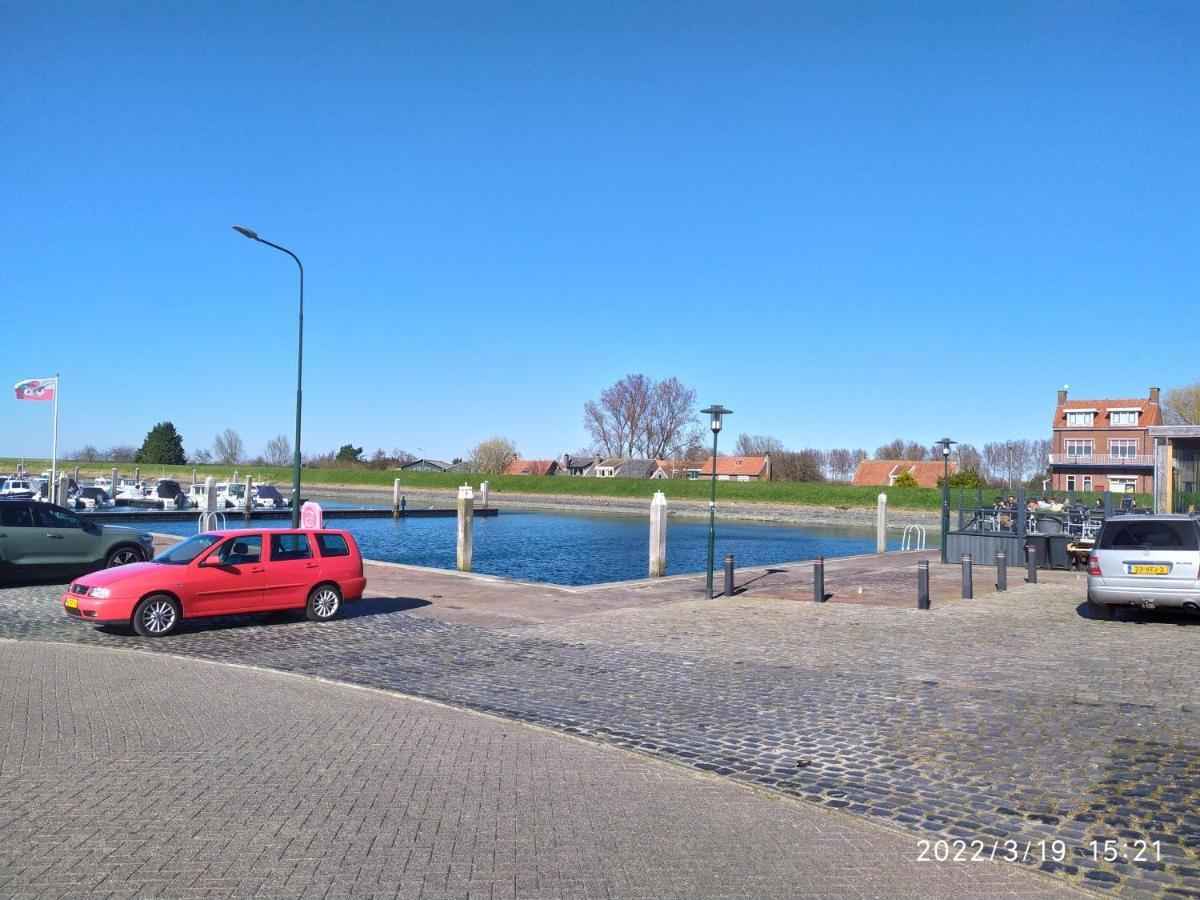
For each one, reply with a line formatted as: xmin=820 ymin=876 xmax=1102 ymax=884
xmin=480 ymin=480 xmax=490 ymax=508
xmin=111 ymin=467 xmax=118 ymax=492
xmin=56 ymin=473 xmax=69 ymax=506
xmin=244 ymin=475 xmax=254 ymax=521
xmin=74 ymin=466 xmax=80 ymax=484
xmin=204 ymin=476 xmax=217 ymax=513
xmin=393 ymin=478 xmax=402 ymax=518
xmin=649 ymin=490 xmax=668 ymax=577
xmin=456 ymin=484 xmax=474 ymax=572
xmin=876 ymin=492 xmax=888 ymax=554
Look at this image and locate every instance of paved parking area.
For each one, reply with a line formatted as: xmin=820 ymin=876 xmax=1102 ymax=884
xmin=0 ymin=560 xmax=1196 ymax=897
xmin=0 ymin=641 xmax=1057 ymax=899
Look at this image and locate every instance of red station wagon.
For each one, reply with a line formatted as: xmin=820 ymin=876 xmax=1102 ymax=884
xmin=62 ymin=528 xmax=367 ymax=637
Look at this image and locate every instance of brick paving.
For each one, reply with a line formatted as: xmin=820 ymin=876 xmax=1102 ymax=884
xmin=0 ymin=641 xmax=1057 ymax=899
xmin=0 ymin=555 xmax=1196 ymax=897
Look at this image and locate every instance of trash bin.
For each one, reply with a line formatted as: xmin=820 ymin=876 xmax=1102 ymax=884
xmin=1046 ymin=534 xmax=1071 ymax=570
xmin=1024 ymin=535 xmax=1049 ymax=568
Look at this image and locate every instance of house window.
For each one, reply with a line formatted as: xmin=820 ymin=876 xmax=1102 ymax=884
xmin=1066 ymin=475 xmax=1076 ymax=491
xmin=1066 ymin=411 xmax=1095 ymax=426
xmin=1109 ymin=439 xmax=1138 ymax=459
xmin=1082 ymin=475 xmax=1093 ymax=491
xmin=1065 ymin=440 xmax=1093 ymax=458
xmin=1109 ymin=476 xmax=1137 ymax=494
xmin=1110 ymin=411 xmax=1139 ymax=426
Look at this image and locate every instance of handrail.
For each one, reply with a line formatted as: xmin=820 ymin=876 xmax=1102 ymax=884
xmin=198 ymin=511 xmax=227 ymax=533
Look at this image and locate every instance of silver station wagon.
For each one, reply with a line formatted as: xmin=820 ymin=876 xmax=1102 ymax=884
xmin=1088 ymin=515 xmax=1200 ymax=617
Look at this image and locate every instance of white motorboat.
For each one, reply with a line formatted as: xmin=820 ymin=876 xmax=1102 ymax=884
xmin=0 ymin=478 xmax=37 ymax=500
xmin=74 ymin=486 xmax=114 ymax=509
xmin=254 ymin=484 xmax=290 ymax=509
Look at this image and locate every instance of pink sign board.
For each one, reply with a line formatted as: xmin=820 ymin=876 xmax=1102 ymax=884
xmin=299 ymin=501 xmax=324 ymax=530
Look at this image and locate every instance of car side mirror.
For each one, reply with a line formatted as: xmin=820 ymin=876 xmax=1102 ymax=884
xmin=199 ymin=556 xmax=221 ymax=568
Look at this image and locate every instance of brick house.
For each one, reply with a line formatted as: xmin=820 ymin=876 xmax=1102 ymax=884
xmin=853 ymin=460 xmax=955 ymax=489
xmin=1048 ymin=387 xmax=1162 ymax=494
xmin=503 ymin=459 xmax=559 ymax=476
xmin=688 ymin=455 xmax=771 ymax=482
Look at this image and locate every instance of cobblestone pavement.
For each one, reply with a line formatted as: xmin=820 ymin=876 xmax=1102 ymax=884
xmin=0 ymin=641 xmax=1060 ymax=899
xmin=0 ymin=569 xmax=1196 ymax=897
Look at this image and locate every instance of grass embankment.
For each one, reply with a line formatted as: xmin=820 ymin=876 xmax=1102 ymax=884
xmin=2 ymin=458 xmax=1151 ymax=512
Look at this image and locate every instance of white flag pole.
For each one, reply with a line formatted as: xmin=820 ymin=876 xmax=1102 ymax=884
xmin=50 ymin=374 xmax=59 ymax=502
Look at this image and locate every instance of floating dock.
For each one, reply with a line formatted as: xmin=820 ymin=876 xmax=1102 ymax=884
xmin=81 ymin=507 xmax=498 ymax=523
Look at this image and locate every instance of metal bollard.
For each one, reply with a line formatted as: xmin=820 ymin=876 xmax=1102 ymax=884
xmin=917 ymin=559 xmax=930 ymax=609
xmin=996 ymin=551 xmax=1007 ymax=591
xmin=813 ymin=556 xmax=826 ymax=603
xmin=723 ymin=554 xmax=734 ymax=597
xmin=961 ymin=553 xmax=973 ymax=599
xmin=1025 ymin=543 xmax=1038 ymax=583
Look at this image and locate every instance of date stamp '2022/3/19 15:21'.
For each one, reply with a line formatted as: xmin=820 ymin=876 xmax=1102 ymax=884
xmin=917 ymin=838 xmax=1163 ymax=864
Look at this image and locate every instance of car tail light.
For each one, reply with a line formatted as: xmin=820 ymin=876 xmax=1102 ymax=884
xmin=1088 ymin=555 xmax=1101 ymax=576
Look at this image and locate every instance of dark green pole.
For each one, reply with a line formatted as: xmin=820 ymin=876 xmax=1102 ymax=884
xmin=233 ymin=227 xmax=304 ymax=528
xmin=705 ymin=428 xmax=719 ymax=599
xmin=940 ymin=450 xmax=950 ymax=564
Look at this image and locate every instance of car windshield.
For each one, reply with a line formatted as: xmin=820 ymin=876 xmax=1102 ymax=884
xmin=154 ymin=533 xmax=222 ymax=565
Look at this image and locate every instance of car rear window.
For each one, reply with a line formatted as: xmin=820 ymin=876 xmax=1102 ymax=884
xmin=270 ymin=533 xmax=313 ymax=561
xmin=315 ymin=533 xmax=350 ymax=557
xmin=1099 ymin=520 xmax=1200 ymax=551
xmin=0 ymin=504 xmax=33 ymax=527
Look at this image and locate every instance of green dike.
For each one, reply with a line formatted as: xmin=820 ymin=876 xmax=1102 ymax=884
xmin=1 ymin=457 xmax=1152 ymax=512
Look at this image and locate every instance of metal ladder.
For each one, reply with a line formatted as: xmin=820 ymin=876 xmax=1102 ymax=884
xmin=198 ymin=511 xmax=227 ymax=533
xmin=901 ymin=523 xmax=927 ymax=551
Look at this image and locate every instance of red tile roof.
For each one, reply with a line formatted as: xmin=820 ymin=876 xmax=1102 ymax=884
xmin=853 ymin=460 xmax=956 ymax=489
xmin=694 ymin=456 xmax=769 ymax=478
xmin=504 ymin=459 xmax=559 ymax=476
xmin=1052 ymin=398 xmax=1162 ymax=429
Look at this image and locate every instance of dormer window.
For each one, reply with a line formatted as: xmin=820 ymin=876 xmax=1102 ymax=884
xmin=1109 ymin=409 xmax=1140 ymax=426
xmin=1066 ymin=410 xmax=1096 ymax=426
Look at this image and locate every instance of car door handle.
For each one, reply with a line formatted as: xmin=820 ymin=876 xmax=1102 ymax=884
xmin=305 ymin=563 xmax=318 ymax=569
xmin=249 ymin=566 xmax=265 ymax=573
xmin=47 ymin=533 xmax=64 ymax=539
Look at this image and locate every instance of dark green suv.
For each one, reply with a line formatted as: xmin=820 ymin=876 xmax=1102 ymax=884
xmin=0 ymin=501 xmax=155 ymax=580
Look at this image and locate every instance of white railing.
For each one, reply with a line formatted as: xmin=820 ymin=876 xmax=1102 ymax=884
xmin=1048 ymin=454 xmax=1153 ymax=467
xmin=901 ymin=524 xmax=927 ymax=551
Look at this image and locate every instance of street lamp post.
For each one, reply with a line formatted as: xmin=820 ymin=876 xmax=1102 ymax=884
xmin=701 ymin=405 xmax=733 ymax=599
xmin=233 ymin=225 xmax=305 ymax=528
xmin=936 ymin=437 xmax=956 ymax=564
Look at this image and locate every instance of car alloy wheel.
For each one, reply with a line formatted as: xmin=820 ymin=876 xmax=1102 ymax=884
xmin=306 ymin=585 xmax=341 ymax=622
xmin=133 ymin=594 xmax=180 ymax=637
xmin=106 ymin=547 xmax=141 ymax=567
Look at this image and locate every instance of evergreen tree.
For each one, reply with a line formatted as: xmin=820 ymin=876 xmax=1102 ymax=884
xmin=135 ymin=421 xmax=187 ymax=465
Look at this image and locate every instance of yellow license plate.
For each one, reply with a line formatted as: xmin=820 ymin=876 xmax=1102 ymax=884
xmin=1130 ymin=565 xmax=1169 ymax=575
xmin=65 ymin=597 xmax=78 ymax=609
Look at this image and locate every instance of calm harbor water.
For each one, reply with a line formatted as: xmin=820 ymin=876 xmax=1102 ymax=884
xmin=141 ymin=505 xmax=904 ymax=586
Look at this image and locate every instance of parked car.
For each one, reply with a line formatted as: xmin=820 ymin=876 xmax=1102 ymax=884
xmin=0 ymin=501 xmax=154 ymax=579
xmin=61 ymin=528 xmax=367 ymax=637
xmin=1087 ymin=515 xmax=1200 ymax=617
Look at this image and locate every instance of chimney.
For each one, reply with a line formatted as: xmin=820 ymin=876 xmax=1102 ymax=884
xmin=1149 ymin=386 xmax=1160 ymax=404
xmin=1057 ymin=388 xmax=1067 ymax=405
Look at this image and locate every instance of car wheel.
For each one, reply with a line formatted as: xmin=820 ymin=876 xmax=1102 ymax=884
xmin=1087 ymin=594 xmax=1115 ymax=620
xmin=306 ymin=584 xmax=341 ymax=622
xmin=132 ymin=594 xmax=180 ymax=637
xmin=105 ymin=546 xmax=142 ymax=568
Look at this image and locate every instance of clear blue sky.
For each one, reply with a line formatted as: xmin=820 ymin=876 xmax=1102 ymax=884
xmin=3 ymin=1 xmax=1196 ymax=462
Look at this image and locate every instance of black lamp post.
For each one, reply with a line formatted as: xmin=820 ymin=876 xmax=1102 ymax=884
xmin=936 ymin=437 xmax=956 ymax=563
xmin=233 ymin=225 xmax=305 ymax=529
xmin=701 ymin=405 xmax=733 ymax=599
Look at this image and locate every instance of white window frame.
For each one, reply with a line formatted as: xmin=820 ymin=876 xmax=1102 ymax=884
xmin=1066 ymin=475 xmax=1076 ymax=491
xmin=1108 ymin=439 xmax=1138 ymax=459
xmin=1082 ymin=475 xmax=1093 ymax=491
xmin=1108 ymin=475 xmax=1137 ymax=493
xmin=1065 ymin=439 xmax=1093 ymax=458
xmin=1109 ymin=410 xmax=1139 ymax=426
xmin=1066 ymin=410 xmax=1096 ymax=426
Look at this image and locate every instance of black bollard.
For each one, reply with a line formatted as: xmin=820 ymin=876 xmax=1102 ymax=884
xmin=996 ymin=551 xmax=1007 ymax=592
xmin=1025 ymin=543 xmax=1038 ymax=583
xmin=813 ymin=556 xmax=826 ymax=603
xmin=961 ymin=553 xmax=973 ymax=599
xmin=723 ymin=554 xmax=735 ymax=597
xmin=917 ymin=559 xmax=930 ymax=609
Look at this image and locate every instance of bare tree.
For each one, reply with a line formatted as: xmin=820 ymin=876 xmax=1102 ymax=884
xmin=106 ymin=445 xmax=137 ymax=463
xmin=584 ymin=374 xmax=699 ymax=459
xmin=874 ymin=438 xmax=905 ymax=460
xmin=190 ymin=447 xmax=214 ymax=465
xmin=826 ymin=448 xmax=856 ymax=482
xmin=734 ymin=434 xmax=786 ymax=456
xmin=470 ymin=436 xmax=518 ymax=474
xmin=390 ymin=447 xmax=417 ymax=466
xmin=213 ymin=428 xmax=245 ymax=465
xmin=983 ymin=439 xmax=1035 ymax=487
xmin=955 ymin=443 xmax=983 ymax=478
xmin=69 ymin=445 xmax=101 ymax=461
xmin=263 ymin=434 xmax=291 ymax=467
xmin=771 ymin=449 xmax=826 ymax=482
xmin=1164 ymin=381 xmax=1200 ymax=425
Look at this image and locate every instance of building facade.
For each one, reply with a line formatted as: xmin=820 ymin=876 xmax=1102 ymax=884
xmin=1048 ymin=387 xmax=1162 ymax=494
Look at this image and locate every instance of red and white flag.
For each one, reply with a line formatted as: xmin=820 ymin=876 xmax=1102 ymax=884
xmin=13 ymin=377 xmax=58 ymax=402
